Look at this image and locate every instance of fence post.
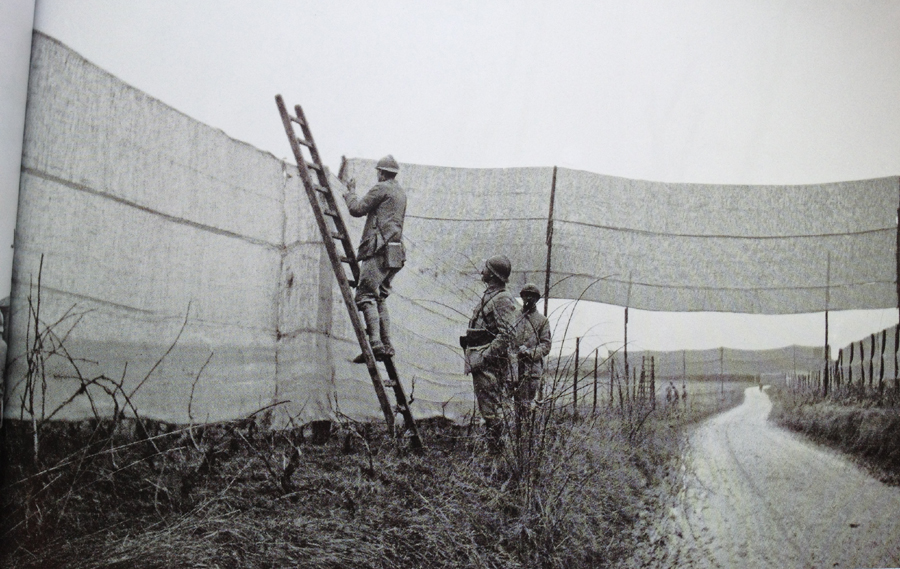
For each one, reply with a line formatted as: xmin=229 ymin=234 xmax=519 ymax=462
xmin=848 ymin=342 xmax=854 ymax=388
xmin=860 ymin=340 xmax=866 ymax=390
xmin=633 ymin=367 xmax=638 ymax=406
xmin=895 ymin=323 xmax=899 ymax=392
xmin=624 ymin=306 xmax=629 ymax=401
xmin=609 ymin=357 xmax=615 ymax=408
xmin=879 ymin=328 xmax=886 ymax=396
xmin=650 ymin=356 xmax=656 ymax=410
xmin=837 ymin=348 xmax=843 ymax=390
xmin=593 ymin=348 xmax=598 ymax=415
xmin=824 ymin=253 xmax=830 ymax=397
xmin=870 ymin=334 xmax=876 ymax=391
xmin=573 ymin=336 xmax=580 ymax=415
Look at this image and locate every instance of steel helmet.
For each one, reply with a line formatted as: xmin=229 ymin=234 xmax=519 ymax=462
xmin=520 ymin=283 xmax=542 ymax=299
xmin=485 ymin=255 xmax=511 ymax=283
xmin=376 ymin=154 xmax=400 ymax=173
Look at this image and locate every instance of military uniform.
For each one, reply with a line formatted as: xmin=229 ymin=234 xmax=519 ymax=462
xmin=513 ymin=305 xmax=552 ymax=404
xmin=344 ymin=177 xmax=407 ymax=307
xmin=343 ymin=168 xmax=406 ymax=359
xmin=465 ymin=283 xmax=517 ymax=439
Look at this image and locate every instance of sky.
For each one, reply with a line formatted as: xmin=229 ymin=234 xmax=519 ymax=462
xmin=2 ymin=0 xmax=899 ymax=356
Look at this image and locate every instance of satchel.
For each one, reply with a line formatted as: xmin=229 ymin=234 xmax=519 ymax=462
xmin=385 ymin=242 xmax=405 ymax=269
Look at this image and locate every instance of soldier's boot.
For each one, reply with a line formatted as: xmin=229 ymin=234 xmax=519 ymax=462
xmin=377 ymin=300 xmax=395 ymax=358
xmin=352 ymin=303 xmax=386 ymax=364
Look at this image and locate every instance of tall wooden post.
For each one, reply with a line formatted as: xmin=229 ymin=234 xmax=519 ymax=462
xmin=860 ymin=340 xmax=866 ymax=389
xmin=543 ymin=166 xmax=557 ymax=317
xmin=593 ymin=348 xmax=598 ymax=415
xmin=650 ymin=356 xmax=656 ymax=410
xmin=894 ymin=323 xmax=899 ymax=391
xmin=624 ymin=307 xmax=629 ymax=402
xmin=869 ymin=334 xmax=876 ymax=390
xmin=573 ymin=336 xmax=580 ymax=414
xmin=879 ymin=328 xmax=886 ymax=395
xmin=837 ymin=348 xmax=843 ymax=390
xmin=824 ymin=252 xmax=831 ymax=397
xmin=848 ymin=342 xmax=854 ymax=387
xmin=609 ymin=357 xmax=615 ymax=408
xmin=639 ymin=356 xmax=646 ymax=403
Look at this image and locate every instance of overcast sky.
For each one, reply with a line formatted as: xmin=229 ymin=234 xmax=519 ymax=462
xmin=3 ymin=0 xmax=900 ymax=355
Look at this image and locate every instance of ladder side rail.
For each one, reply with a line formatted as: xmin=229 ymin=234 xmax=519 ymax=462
xmin=383 ymin=358 xmax=423 ymax=449
xmin=295 ymin=105 xmax=361 ymax=285
xmin=275 ymin=95 xmax=395 ymax=431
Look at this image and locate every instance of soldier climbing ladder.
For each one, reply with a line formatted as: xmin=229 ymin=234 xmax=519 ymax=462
xmin=275 ymin=95 xmax=422 ymax=449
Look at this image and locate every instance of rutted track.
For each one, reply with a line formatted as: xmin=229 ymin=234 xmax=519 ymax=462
xmin=652 ymin=387 xmax=900 ymax=568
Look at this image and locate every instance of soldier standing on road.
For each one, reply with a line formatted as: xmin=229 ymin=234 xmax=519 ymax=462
xmin=343 ymin=155 xmax=407 ymax=363
xmin=512 ymin=283 xmax=552 ymax=423
xmin=462 ymin=255 xmax=518 ymax=451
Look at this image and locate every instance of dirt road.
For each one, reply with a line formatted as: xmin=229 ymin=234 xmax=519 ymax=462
xmin=647 ymin=386 xmax=900 ymax=569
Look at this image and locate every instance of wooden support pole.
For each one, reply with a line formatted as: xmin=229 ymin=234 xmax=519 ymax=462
xmin=543 ymin=166 xmax=557 ymax=317
xmin=879 ymin=328 xmax=887 ymax=395
xmin=609 ymin=357 xmax=615 ymax=408
xmin=650 ymin=355 xmax=656 ymax=410
xmin=869 ymin=334 xmax=876 ymax=390
xmin=895 ymin=323 xmax=899 ymax=392
xmin=639 ymin=356 xmax=646 ymax=403
xmin=824 ymin=252 xmax=831 ymax=397
xmin=848 ymin=342 xmax=854 ymax=387
xmin=593 ymin=348 xmax=598 ymax=415
xmin=573 ymin=336 xmax=580 ymax=414
xmin=837 ymin=348 xmax=843 ymax=390
xmin=624 ymin=306 xmax=629 ymax=402
xmin=860 ymin=340 xmax=866 ymax=389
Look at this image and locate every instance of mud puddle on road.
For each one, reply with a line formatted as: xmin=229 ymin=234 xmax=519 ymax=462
xmin=620 ymin=387 xmax=900 ymax=569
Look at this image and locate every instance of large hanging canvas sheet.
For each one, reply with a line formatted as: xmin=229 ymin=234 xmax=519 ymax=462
xmin=345 ymin=159 xmax=898 ymax=315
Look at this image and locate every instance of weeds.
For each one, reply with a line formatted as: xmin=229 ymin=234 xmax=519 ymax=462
xmin=1 ymin=264 xmax=747 ymax=567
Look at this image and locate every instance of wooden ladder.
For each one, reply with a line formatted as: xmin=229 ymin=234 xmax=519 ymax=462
xmin=275 ymin=95 xmax=422 ymax=449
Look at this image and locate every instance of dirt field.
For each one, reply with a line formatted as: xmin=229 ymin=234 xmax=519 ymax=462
xmin=628 ymin=386 xmax=900 ymax=568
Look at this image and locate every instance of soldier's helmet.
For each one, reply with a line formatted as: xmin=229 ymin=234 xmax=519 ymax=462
xmin=485 ymin=255 xmax=511 ymax=283
xmin=376 ymin=155 xmax=400 ymax=173
xmin=520 ymin=283 xmax=542 ymax=299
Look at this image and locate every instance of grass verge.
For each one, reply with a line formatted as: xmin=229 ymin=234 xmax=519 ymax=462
xmin=1 ymin=381 xmax=745 ymax=569
xmin=768 ymin=386 xmax=900 ymax=486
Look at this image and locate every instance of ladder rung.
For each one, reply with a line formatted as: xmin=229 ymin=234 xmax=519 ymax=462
xmin=289 ymin=115 xmax=305 ymax=126
xmin=305 ymin=161 xmax=322 ymax=172
xmin=313 ymin=184 xmax=329 ymax=194
xmin=296 ymin=137 xmax=313 ymax=148
xmin=330 ymin=231 xmax=346 ymax=240
xmin=323 ymin=208 xmax=339 ymax=218
xmin=339 ymin=256 xmax=351 ymax=264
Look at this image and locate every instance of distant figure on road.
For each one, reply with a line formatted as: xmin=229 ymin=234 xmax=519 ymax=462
xmin=343 ymin=155 xmax=406 ymax=363
xmin=462 ymin=255 xmax=517 ymax=451
xmin=666 ymin=381 xmax=677 ymax=406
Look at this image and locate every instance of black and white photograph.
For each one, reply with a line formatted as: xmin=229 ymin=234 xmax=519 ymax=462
xmin=2 ymin=1 xmax=900 ymax=567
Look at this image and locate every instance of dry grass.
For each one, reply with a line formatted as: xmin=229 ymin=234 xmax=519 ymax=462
xmin=0 ymin=380 xmax=751 ymax=569
xmin=768 ymin=386 xmax=900 ymax=486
